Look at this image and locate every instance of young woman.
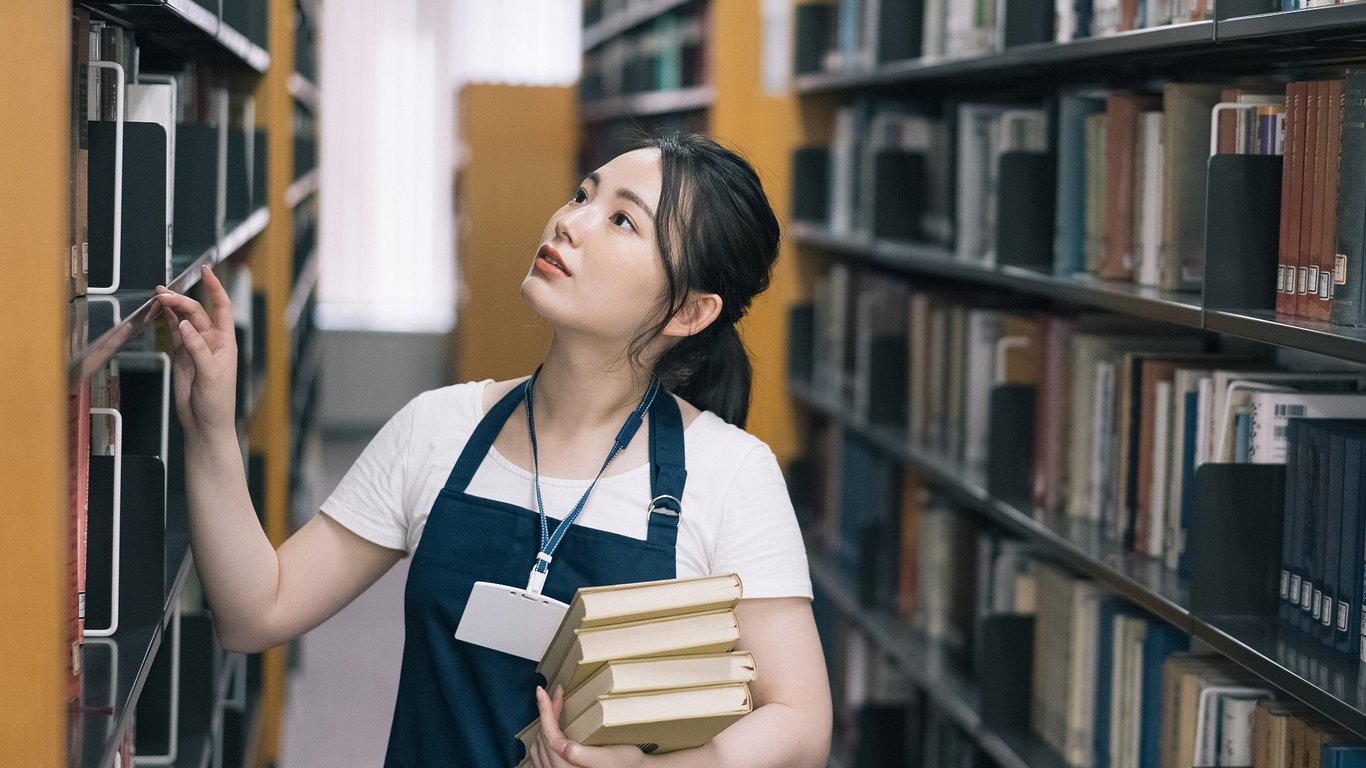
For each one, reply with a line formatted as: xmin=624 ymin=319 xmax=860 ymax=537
xmin=154 ymin=133 xmax=832 ymax=767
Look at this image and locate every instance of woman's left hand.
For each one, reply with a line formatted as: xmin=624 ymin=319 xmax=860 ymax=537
xmin=527 ymin=686 xmax=649 ymax=768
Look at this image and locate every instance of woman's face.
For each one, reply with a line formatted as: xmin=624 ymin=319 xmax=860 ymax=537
xmin=521 ymin=148 xmax=670 ymax=347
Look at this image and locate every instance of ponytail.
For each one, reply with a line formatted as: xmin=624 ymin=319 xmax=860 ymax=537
xmin=657 ymin=323 xmax=752 ymax=428
xmin=624 ymin=132 xmax=779 ymax=429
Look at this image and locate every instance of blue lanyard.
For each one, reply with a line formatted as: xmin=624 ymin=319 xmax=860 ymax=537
xmin=522 ymin=369 xmax=661 ymax=594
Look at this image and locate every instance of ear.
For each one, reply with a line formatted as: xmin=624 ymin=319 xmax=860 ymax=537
xmin=661 ymin=292 xmax=723 ymax=339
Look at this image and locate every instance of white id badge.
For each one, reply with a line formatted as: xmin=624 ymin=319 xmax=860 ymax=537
xmin=455 ymin=581 xmax=570 ymax=661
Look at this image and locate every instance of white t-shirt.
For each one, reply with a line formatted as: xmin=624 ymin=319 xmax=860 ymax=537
xmin=321 ymin=380 xmax=813 ymax=600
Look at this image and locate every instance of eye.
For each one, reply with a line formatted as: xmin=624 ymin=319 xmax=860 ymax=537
xmin=611 ymin=212 xmax=636 ymax=232
xmin=571 ymin=187 xmax=587 ymax=204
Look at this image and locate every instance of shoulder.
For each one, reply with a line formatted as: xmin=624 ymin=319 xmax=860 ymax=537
xmin=680 ymin=401 xmax=776 ymax=478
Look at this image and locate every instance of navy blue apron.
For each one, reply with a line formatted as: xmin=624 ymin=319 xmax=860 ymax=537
xmin=382 ymin=384 xmax=688 ymax=767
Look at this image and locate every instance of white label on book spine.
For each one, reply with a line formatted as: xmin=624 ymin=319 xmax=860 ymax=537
xmin=1280 ymin=570 xmax=1289 ymax=599
xmin=1336 ymin=254 xmax=1348 ymax=285
xmin=1291 ymin=575 xmax=1301 ymax=603
xmin=1322 ymin=595 xmax=1333 ymax=625
xmin=1338 ymin=601 xmax=1349 ymax=632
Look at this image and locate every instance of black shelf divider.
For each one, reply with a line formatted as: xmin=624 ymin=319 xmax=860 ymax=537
xmin=580 ymin=85 xmax=714 ymax=123
xmin=70 ymin=207 xmax=270 ymax=386
xmin=790 ymin=223 xmax=1206 ymax=329
xmin=1204 ymin=309 xmax=1366 ymax=365
xmin=582 ymin=0 xmax=696 ymax=51
xmin=82 ymin=0 xmax=270 ymax=73
xmin=808 ymin=552 xmax=1070 ymax=768
xmin=789 ymin=378 xmax=1193 ymax=631
xmin=1192 ymin=615 xmax=1366 ymax=737
xmin=792 ymin=21 xmax=1215 ymax=94
xmin=76 ymin=531 xmax=194 ymax=768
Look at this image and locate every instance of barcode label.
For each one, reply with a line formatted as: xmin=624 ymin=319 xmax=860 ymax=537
xmin=1274 ymin=404 xmax=1308 ymax=417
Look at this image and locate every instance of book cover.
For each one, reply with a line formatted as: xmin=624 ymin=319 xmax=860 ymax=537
xmin=1333 ymin=69 xmax=1366 ymax=327
xmin=1102 ymin=93 xmax=1162 ymax=280
xmin=559 ymin=651 xmax=757 ymax=726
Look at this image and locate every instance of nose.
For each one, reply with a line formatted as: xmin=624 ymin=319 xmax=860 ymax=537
xmin=555 ymin=202 xmax=589 ymax=247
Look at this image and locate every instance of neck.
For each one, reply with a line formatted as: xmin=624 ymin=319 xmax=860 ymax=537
xmin=530 ymin=333 xmax=654 ymax=434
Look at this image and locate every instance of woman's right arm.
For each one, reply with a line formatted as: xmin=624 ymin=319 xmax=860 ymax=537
xmin=155 ymin=267 xmax=404 ymax=654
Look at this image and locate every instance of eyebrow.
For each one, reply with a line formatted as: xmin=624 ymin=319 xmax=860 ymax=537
xmin=586 ymin=172 xmax=655 ymax=223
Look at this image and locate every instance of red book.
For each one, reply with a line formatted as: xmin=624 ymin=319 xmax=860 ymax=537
xmin=1102 ymin=94 xmax=1163 ymax=280
xmin=1276 ymin=83 xmax=1302 ymax=315
xmin=1297 ymin=82 xmax=1324 ymax=317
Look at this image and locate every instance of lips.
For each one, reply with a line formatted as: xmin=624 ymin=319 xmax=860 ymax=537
xmin=535 ymin=244 xmax=572 ymax=277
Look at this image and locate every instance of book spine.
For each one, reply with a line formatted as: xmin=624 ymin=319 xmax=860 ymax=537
xmin=1333 ymin=70 xmax=1366 ymax=327
xmin=1297 ymin=82 xmax=1324 ymax=318
xmin=1279 ymin=83 xmax=1305 ymax=315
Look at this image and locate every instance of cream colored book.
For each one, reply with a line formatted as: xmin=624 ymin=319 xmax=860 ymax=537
xmin=546 ymin=609 xmax=741 ymax=696
xmin=560 ymin=651 xmax=757 ymax=726
xmin=517 ymin=682 xmax=751 ymax=758
xmin=536 ymin=573 xmax=743 ymax=687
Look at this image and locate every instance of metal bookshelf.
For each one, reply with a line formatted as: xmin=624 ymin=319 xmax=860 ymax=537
xmin=808 ymin=553 xmax=1071 ymax=768
xmin=581 ymin=0 xmax=695 ymax=51
xmin=74 ymin=532 xmax=192 ymax=768
xmin=788 ymin=378 xmax=1194 ymax=631
xmin=69 ymin=207 xmax=271 ymax=384
xmin=1204 ymin=310 xmax=1366 ymax=366
xmin=790 ymin=223 xmax=1206 ymax=330
xmin=83 ymin=0 xmax=270 ymax=73
xmin=580 ymin=85 xmax=715 ymax=123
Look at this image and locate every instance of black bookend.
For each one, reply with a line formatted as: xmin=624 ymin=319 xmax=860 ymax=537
xmin=876 ymin=0 xmax=923 ymax=63
xmin=872 ymin=150 xmax=928 ymax=242
xmin=792 ymin=147 xmax=831 ymax=224
xmin=253 ymin=129 xmax=268 ymax=211
xmin=987 ymin=385 xmax=1036 ymax=505
xmin=854 ymin=702 xmax=912 ymax=765
xmin=1189 ymin=463 xmax=1286 ymax=616
xmin=248 ymin=451 xmax=266 ymax=525
xmin=175 ymin=125 xmax=222 ymax=253
xmin=227 ymin=129 xmax=252 ymax=225
xmin=1215 ymin=0 xmax=1280 ymax=19
xmin=867 ymin=335 xmax=909 ymax=427
xmin=1203 ymin=155 xmax=1282 ymax=310
xmin=788 ymin=303 xmax=816 ymax=384
xmin=175 ymin=614 xmax=218 ymax=752
xmin=135 ymin=611 xmax=178 ymax=757
xmin=794 ymin=2 xmax=835 ymax=75
xmin=86 ymin=455 xmax=168 ymax=633
xmin=1004 ymin=0 xmax=1056 ymax=47
xmin=88 ymin=121 xmax=169 ymax=290
xmin=995 ymin=152 xmax=1057 ymax=269
xmin=975 ymin=614 xmax=1035 ymax=730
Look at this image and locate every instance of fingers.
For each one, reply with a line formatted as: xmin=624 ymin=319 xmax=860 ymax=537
xmin=154 ymin=284 xmax=214 ymax=334
xmin=177 ymin=318 xmax=216 ymax=372
xmin=198 ymin=265 xmax=236 ymax=331
xmin=156 ymin=301 xmax=183 ymax=346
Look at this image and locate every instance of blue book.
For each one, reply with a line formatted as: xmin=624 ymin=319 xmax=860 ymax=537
xmin=1334 ymin=429 xmax=1366 ymax=653
xmin=1093 ymin=597 xmax=1133 ymax=768
xmin=1235 ymin=411 xmax=1252 ymax=463
xmin=1322 ymin=744 xmax=1366 ymax=768
xmin=1139 ymin=622 xmax=1189 ymax=768
xmin=1281 ymin=419 xmax=1305 ymax=623
xmin=1054 ymin=95 xmax=1106 ymax=276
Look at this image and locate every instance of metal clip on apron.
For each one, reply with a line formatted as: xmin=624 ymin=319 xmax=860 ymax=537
xmin=383 ymin=385 xmax=687 ymax=767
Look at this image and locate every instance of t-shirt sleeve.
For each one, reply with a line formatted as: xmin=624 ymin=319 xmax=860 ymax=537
xmin=712 ymin=445 xmax=813 ymax=600
xmin=319 ymin=397 xmax=418 ymax=553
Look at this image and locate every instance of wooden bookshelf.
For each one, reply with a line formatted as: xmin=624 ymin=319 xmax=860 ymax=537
xmin=0 ymin=0 xmax=319 ymax=764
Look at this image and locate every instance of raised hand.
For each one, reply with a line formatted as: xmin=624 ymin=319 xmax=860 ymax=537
xmin=153 ymin=265 xmax=238 ymax=437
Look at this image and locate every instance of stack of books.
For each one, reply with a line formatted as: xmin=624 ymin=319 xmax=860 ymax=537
xmin=514 ymin=573 xmax=756 ymax=762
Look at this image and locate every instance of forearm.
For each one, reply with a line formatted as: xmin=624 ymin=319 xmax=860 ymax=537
xmin=183 ymin=426 xmax=283 ymax=652
xmin=650 ymin=702 xmax=830 ymax=768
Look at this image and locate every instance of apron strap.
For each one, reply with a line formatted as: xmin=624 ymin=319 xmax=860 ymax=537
xmin=646 ymin=392 xmax=687 ymax=550
xmin=442 ymin=382 xmax=526 ymax=493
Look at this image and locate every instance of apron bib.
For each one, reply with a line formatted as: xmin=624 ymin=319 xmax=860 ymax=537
xmin=382 ymin=384 xmax=688 ymax=767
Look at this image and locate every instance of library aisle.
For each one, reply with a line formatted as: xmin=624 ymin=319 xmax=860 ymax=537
xmin=278 ymin=436 xmax=406 ymax=768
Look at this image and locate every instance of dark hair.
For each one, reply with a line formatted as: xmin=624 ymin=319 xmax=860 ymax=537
xmin=627 ymin=132 xmax=780 ymax=429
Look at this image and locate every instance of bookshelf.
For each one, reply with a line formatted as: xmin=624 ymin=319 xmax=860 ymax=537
xmin=1 ymin=0 xmax=320 ymax=763
xmin=786 ymin=2 xmax=1366 ymax=767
